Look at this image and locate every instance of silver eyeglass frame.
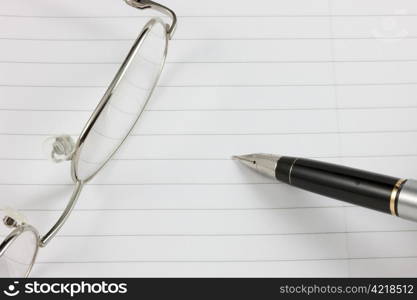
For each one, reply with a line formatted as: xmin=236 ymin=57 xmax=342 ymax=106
xmin=0 ymin=0 xmax=176 ymax=277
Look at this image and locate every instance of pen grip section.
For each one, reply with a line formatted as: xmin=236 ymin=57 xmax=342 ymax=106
xmin=276 ymin=157 xmax=405 ymax=214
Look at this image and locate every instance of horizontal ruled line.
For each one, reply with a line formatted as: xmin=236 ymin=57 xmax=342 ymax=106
xmin=3 ymin=129 xmax=417 ymax=137
xmin=34 ymin=256 xmax=417 ymax=264
xmin=2 ymin=14 xmax=417 ymax=19
xmin=1 ymin=106 xmax=417 ymax=113
xmin=2 ymin=229 xmax=417 ymax=239
xmin=2 ymin=36 xmax=417 ymax=42
xmin=3 ymin=82 xmax=417 ymax=88
xmin=0 ymin=183 xmax=278 ymax=186
xmin=16 ymin=206 xmax=347 ymax=212
xmin=4 ymin=59 xmax=417 ymax=65
xmin=49 ymin=229 xmax=417 ymax=238
xmin=2 ymin=154 xmax=417 ymax=161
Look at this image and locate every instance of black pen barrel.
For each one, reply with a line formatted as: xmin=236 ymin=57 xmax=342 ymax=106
xmin=275 ymin=156 xmax=406 ymax=215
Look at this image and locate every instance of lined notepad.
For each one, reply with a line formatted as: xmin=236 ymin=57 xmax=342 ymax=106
xmin=2 ymin=0 xmax=417 ymax=277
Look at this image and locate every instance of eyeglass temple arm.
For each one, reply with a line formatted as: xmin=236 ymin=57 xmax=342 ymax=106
xmin=124 ymin=0 xmax=177 ymax=39
xmin=39 ymin=181 xmax=84 ymax=247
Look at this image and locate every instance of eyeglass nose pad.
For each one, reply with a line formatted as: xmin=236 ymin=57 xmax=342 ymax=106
xmin=2 ymin=207 xmax=27 ymax=228
xmin=42 ymin=135 xmax=75 ymax=163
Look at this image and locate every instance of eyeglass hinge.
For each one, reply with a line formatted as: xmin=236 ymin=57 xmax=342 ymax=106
xmin=124 ymin=0 xmax=153 ymax=9
xmin=124 ymin=0 xmax=177 ymax=39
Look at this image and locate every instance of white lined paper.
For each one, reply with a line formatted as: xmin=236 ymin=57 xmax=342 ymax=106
xmin=1 ymin=0 xmax=417 ymax=277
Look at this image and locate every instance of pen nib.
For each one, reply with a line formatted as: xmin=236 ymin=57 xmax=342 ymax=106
xmin=232 ymin=153 xmax=281 ymax=178
xmin=232 ymin=154 xmax=259 ymax=170
xmin=232 ymin=155 xmax=256 ymax=164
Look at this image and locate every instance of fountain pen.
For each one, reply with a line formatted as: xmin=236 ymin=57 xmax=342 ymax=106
xmin=233 ymin=153 xmax=417 ymax=222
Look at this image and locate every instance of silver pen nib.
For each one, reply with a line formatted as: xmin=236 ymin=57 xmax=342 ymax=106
xmin=232 ymin=153 xmax=281 ymax=178
xmin=232 ymin=154 xmax=256 ymax=165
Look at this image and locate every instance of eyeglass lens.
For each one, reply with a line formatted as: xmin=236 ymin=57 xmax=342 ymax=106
xmin=75 ymin=20 xmax=168 ymax=181
xmin=0 ymin=230 xmax=38 ymax=277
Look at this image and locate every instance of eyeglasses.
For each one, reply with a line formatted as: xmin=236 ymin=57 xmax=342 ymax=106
xmin=0 ymin=0 xmax=177 ymax=277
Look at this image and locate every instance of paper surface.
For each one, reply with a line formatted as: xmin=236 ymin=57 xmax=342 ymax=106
xmin=1 ymin=0 xmax=417 ymax=277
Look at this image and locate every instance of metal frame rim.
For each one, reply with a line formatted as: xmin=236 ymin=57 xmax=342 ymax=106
xmin=71 ymin=17 xmax=169 ymax=184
